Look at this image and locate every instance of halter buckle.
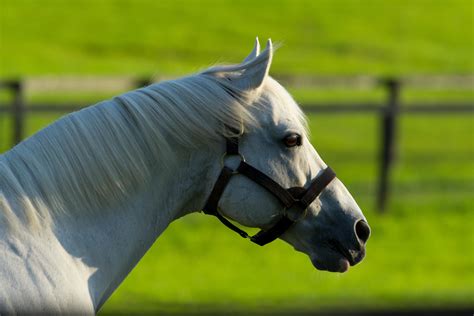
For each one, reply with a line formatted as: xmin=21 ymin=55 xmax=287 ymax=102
xmin=221 ymin=152 xmax=246 ymax=174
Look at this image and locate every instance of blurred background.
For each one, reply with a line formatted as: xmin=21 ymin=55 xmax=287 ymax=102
xmin=0 ymin=0 xmax=473 ymax=314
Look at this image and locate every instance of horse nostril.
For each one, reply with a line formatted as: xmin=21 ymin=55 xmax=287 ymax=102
xmin=354 ymin=220 xmax=371 ymax=244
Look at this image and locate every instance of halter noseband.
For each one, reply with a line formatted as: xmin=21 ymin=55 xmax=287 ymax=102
xmin=202 ymin=134 xmax=337 ymax=246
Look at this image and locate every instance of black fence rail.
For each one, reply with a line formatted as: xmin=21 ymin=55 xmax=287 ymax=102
xmin=0 ymin=76 xmax=473 ymax=212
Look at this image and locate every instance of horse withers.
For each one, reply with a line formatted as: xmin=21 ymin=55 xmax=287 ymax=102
xmin=0 ymin=38 xmax=370 ymax=313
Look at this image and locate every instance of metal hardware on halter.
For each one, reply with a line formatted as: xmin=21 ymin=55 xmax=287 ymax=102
xmin=202 ymin=135 xmax=337 ymax=246
xmin=220 ymin=152 xmax=245 ymax=174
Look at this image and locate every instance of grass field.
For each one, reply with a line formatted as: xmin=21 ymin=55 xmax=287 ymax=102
xmin=1 ymin=0 xmax=473 ymax=313
xmin=1 ymin=0 xmax=473 ymax=77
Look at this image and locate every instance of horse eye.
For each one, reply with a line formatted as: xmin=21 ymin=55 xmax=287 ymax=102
xmin=283 ymin=133 xmax=302 ymax=147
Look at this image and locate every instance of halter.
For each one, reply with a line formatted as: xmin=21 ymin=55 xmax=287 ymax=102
xmin=202 ymin=134 xmax=337 ymax=246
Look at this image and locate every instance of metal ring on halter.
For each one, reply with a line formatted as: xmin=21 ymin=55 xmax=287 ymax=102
xmin=235 ymin=122 xmax=244 ymax=137
xmin=283 ymin=204 xmax=308 ymax=222
xmin=220 ymin=152 xmax=246 ymax=174
xmin=225 ymin=122 xmax=244 ymax=138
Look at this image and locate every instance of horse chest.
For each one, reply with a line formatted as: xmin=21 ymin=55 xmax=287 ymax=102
xmin=0 ymin=233 xmax=94 ymax=314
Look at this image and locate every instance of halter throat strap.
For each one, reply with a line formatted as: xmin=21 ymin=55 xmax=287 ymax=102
xmin=202 ymin=136 xmax=336 ymax=246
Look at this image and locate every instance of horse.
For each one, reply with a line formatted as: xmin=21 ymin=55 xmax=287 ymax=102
xmin=0 ymin=38 xmax=370 ymax=313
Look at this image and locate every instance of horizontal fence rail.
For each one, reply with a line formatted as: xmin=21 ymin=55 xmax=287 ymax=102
xmin=0 ymin=76 xmax=473 ymax=212
xmin=2 ymin=102 xmax=473 ymax=114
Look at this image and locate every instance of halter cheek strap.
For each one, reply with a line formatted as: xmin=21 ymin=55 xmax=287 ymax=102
xmin=202 ymin=136 xmax=337 ymax=246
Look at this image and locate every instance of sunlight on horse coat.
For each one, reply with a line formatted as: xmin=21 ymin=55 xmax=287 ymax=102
xmin=0 ymin=39 xmax=369 ymax=313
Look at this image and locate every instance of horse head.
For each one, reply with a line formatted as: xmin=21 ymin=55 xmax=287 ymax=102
xmin=202 ymin=39 xmax=370 ymax=272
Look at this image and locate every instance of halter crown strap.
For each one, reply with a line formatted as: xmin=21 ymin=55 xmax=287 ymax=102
xmin=202 ymin=136 xmax=336 ymax=246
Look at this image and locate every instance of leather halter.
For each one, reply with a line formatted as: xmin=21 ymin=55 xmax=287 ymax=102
xmin=202 ymin=134 xmax=337 ymax=246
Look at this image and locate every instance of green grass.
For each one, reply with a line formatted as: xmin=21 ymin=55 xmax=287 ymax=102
xmin=1 ymin=0 xmax=473 ymax=77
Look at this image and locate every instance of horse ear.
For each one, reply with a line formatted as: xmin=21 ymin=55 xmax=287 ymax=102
xmin=233 ymin=39 xmax=273 ymax=91
xmin=243 ymin=37 xmax=260 ymax=63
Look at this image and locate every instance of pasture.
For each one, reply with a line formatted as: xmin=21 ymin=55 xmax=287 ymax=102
xmin=1 ymin=0 xmax=473 ymax=76
xmin=0 ymin=0 xmax=472 ymax=313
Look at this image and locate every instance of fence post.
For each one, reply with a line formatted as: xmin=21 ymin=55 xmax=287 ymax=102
xmin=11 ymin=80 xmax=25 ymax=147
xmin=377 ymin=78 xmax=400 ymax=213
xmin=135 ymin=78 xmax=152 ymax=88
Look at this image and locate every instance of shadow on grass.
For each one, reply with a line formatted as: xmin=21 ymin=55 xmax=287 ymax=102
xmin=99 ymin=299 xmax=473 ymax=316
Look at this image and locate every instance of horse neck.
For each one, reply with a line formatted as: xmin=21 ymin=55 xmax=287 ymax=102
xmin=37 ymin=147 xmax=216 ymax=309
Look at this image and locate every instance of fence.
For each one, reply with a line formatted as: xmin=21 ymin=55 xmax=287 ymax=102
xmin=0 ymin=75 xmax=473 ymax=212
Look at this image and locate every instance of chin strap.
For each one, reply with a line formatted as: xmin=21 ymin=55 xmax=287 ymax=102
xmin=202 ymin=136 xmax=337 ymax=246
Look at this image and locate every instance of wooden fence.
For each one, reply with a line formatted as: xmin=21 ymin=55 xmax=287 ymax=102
xmin=0 ymin=75 xmax=473 ymax=212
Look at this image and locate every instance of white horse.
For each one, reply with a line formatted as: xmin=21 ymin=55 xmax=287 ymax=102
xmin=0 ymin=39 xmax=370 ymax=313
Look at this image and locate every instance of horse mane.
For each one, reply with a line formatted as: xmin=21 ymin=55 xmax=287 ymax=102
xmin=0 ymin=50 xmax=308 ymax=233
xmin=0 ymin=67 xmax=261 ymax=231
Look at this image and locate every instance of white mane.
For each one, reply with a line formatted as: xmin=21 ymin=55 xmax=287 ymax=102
xmin=0 ymin=51 xmax=308 ymax=233
xmin=0 ymin=67 xmax=260 ymax=231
